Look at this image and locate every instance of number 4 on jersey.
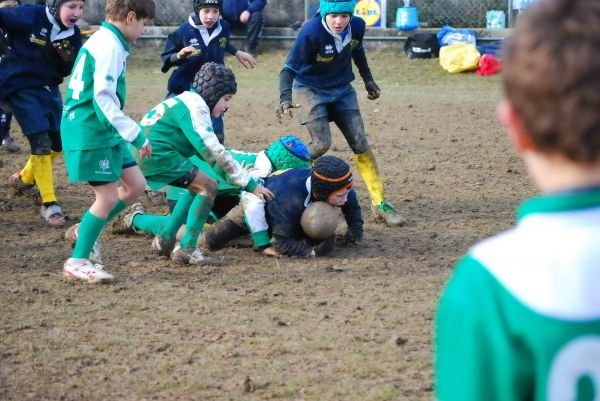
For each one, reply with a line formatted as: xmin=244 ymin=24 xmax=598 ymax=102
xmin=68 ymin=53 xmax=87 ymax=100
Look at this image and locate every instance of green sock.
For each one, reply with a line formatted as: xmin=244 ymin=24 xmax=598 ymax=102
xmin=181 ymin=194 xmax=214 ymax=251
xmin=132 ymin=191 xmax=195 ymax=241
xmin=107 ymin=199 xmax=127 ymax=222
xmin=132 ymin=214 xmax=168 ymax=237
xmin=72 ymin=211 xmax=106 ymax=259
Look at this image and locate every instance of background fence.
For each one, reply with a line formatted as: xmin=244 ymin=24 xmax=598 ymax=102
xmin=22 ymin=0 xmax=534 ymax=28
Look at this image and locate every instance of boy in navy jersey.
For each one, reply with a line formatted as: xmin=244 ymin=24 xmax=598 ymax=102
xmin=1 ymin=0 xmax=84 ymax=226
xmin=436 ymin=1 xmax=600 ymax=400
xmin=161 ymin=0 xmax=255 ymax=144
xmin=277 ymin=0 xmax=405 ymax=227
xmin=201 ymin=155 xmax=364 ymax=258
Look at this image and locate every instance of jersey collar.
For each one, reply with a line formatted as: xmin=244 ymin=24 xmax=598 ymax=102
xmin=517 ymin=185 xmax=600 ymax=220
xmin=101 ymin=22 xmax=130 ymax=53
xmin=45 ymin=7 xmax=75 ymax=41
xmin=188 ymin=13 xmax=223 ymax=46
xmin=305 ymin=176 xmax=312 ymax=207
xmin=320 ymin=19 xmax=352 ymax=53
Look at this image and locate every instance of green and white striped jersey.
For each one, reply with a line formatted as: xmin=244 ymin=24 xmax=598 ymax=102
xmin=61 ymin=22 xmax=145 ymax=151
xmin=436 ymin=187 xmax=600 ymax=401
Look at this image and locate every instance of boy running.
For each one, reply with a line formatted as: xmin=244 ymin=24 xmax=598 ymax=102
xmin=435 ymin=0 xmax=600 ymax=399
xmin=1 ymin=0 xmax=84 ymax=225
xmin=277 ymin=0 xmax=406 ymax=227
xmin=60 ymin=0 xmax=156 ymax=283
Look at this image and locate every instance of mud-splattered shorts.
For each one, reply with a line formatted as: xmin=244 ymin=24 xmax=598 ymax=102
xmin=293 ymin=82 xmax=359 ymax=124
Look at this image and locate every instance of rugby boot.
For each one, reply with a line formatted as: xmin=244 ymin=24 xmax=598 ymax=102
xmin=371 ymin=200 xmax=407 ymax=227
xmin=111 ymin=202 xmax=146 ymax=234
xmin=171 ymin=243 xmax=219 ymax=266
xmin=9 ymin=172 xmax=42 ymax=205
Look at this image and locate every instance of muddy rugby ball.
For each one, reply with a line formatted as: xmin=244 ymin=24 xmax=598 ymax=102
xmin=300 ymin=201 xmax=339 ymax=240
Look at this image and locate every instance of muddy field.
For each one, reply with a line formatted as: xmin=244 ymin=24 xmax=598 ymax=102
xmin=0 ymin=50 xmax=535 ymax=400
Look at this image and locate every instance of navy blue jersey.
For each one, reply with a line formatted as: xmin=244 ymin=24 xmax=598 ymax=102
xmin=283 ymin=16 xmax=366 ymax=89
xmin=161 ymin=14 xmax=236 ymax=95
xmin=222 ymin=0 xmax=266 ymax=19
xmin=0 ymin=5 xmax=81 ymax=100
xmin=265 ymin=168 xmax=362 ymax=257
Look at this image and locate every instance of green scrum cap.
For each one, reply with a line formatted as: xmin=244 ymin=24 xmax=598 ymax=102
xmin=320 ymin=0 xmax=356 ymax=18
xmin=266 ymin=136 xmax=311 ymax=171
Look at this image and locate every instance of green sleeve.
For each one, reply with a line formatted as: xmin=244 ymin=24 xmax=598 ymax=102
xmin=244 ymin=178 xmax=258 ymax=193
xmin=435 ymin=256 xmax=532 ymax=401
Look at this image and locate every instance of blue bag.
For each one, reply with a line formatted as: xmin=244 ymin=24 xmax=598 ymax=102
xmin=437 ymin=26 xmax=476 ymax=47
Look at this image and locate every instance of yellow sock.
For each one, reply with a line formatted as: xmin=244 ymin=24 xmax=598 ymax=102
xmin=20 ymin=157 xmax=35 ymax=185
xmin=30 ymin=154 xmax=57 ymax=204
xmin=354 ymin=149 xmax=384 ymax=206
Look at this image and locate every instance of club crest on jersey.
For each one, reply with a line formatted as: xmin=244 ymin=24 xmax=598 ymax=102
xmin=316 ymin=54 xmax=334 ymax=63
xmin=40 ymin=27 xmax=48 ymax=37
xmin=189 ymin=38 xmax=199 ymax=46
xmin=29 ymin=34 xmax=47 ymax=46
xmin=325 ymin=44 xmax=334 ymax=54
xmin=99 ymin=159 xmax=110 ymax=172
xmin=219 ymin=37 xmax=227 ymax=48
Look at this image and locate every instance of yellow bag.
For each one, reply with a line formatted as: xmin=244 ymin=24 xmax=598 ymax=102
xmin=439 ymin=44 xmax=481 ymax=73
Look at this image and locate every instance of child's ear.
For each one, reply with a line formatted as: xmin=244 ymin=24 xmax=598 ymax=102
xmin=497 ymin=100 xmax=535 ymax=153
xmin=126 ymin=11 xmax=137 ymax=24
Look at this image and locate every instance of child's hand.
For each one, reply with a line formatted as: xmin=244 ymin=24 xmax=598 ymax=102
xmin=177 ymin=46 xmax=197 ymax=60
xmin=240 ymin=10 xmax=251 ymax=24
xmin=235 ymin=50 xmax=256 ymax=69
xmin=276 ymin=101 xmax=301 ymax=119
xmin=252 ymin=185 xmax=274 ymax=201
xmin=240 ymin=160 xmax=258 ymax=173
xmin=53 ymin=40 xmax=76 ymax=62
xmin=261 ymin=247 xmax=279 ymax=257
xmin=365 ymin=80 xmax=381 ymax=100
xmin=139 ymin=139 xmax=152 ymax=160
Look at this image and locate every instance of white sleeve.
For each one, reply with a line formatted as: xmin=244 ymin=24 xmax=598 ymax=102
xmin=92 ymin=47 xmax=140 ymax=143
xmin=241 ymin=191 xmax=269 ymax=234
xmin=253 ymin=151 xmax=274 ymax=179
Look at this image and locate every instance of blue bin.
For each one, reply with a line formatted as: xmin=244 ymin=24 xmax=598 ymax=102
xmin=396 ymin=6 xmax=419 ymax=30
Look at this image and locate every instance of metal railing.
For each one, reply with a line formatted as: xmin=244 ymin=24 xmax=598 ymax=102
xmin=23 ymin=0 xmax=534 ymax=28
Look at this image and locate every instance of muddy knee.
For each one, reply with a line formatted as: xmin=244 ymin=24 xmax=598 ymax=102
xmin=201 ymin=205 xmax=248 ymax=250
xmin=331 ymin=110 xmax=370 ymax=154
xmin=305 ymin=116 xmax=331 ymax=159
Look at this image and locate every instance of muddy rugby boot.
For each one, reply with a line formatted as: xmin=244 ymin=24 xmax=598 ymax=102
xmin=9 ymin=172 xmax=42 ymax=205
xmin=41 ymin=203 xmax=66 ymax=227
xmin=63 ymin=258 xmax=114 ymax=283
xmin=371 ymin=200 xmax=407 ymax=227
xmin=144 ymin=187 xmax=166 ymax=206
xmin=152 ymin=234 xmax=176 ymax=257
xmin=171 ymin=243 xmax=219 ymax=266
xmin=2 ymin=137 xmax=20 ymax=153
xmin=64 ymin=223 xmax=104 ymax=265
xmin=111 ymin=202 xmax=146 ymax=234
